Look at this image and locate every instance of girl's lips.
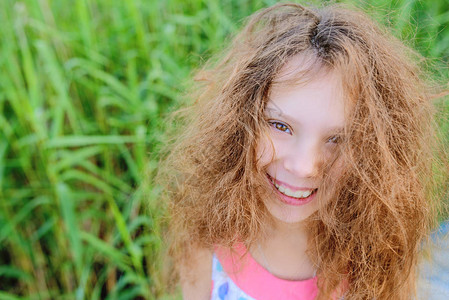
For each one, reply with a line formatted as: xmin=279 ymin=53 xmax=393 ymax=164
xmin=267 ymin=175 xmax=317 ymax=206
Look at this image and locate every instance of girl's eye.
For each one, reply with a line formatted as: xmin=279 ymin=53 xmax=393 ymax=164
xmin=327 ymin=135 xmax=341 ymax=144
xmin=269 ymin=121 xmax=292 ymax=134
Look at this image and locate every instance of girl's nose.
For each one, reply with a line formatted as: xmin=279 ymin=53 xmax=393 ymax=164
xmin=283 ymin=144 xmax=321 ymax=178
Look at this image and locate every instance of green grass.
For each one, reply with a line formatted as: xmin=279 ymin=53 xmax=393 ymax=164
xmin=1 ymin=0 xmax=448 ymax=299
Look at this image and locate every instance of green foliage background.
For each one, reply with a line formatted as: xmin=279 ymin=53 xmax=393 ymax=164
xmin=1 ymin=0 xmax=448 ymax=299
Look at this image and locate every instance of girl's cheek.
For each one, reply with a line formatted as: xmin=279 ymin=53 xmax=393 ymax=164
xmin=327 ymin=155 xmax=346 ymax=180
xmin=256 ymin=135 xmax=274 ymax=168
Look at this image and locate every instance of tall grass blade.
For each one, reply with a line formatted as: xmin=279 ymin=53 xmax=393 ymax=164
xmin=56 ymin=183 xmax=83 ymax=281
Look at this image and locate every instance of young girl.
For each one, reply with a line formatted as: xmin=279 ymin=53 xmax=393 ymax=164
xmin=161 ymin=3 xmax=446 ymax=299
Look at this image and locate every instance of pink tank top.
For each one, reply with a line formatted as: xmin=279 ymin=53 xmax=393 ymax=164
xmin=211 ymin=243 xmax=319 ymax=300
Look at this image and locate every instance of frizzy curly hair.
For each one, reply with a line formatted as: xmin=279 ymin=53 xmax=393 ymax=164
xmin=159 ymin=3 xmax=447 ymax=299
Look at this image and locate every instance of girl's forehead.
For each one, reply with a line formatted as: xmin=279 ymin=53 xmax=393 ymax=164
xmin=270 ymin=53 xmax=354 ymax=109
xmin=272 ymin=53 xmax=330 ymax=89
xmin=277 ymin=53 xmax=318 ymax=77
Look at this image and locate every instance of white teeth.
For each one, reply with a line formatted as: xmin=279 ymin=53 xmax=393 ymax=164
xmin=302 ymin=190 xmax=313 ymax=198
xmin=273 ymin=182 xmax=314 ymax=198
xmin=269 ymin=176 xmax=314 ymax=199
xmin=293 ymin=190 xmax=303 ymax=198
xmin=278 ymin=185 xmax=286 ymax=193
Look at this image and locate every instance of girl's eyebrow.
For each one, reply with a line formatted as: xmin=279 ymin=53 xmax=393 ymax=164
xmin=326 ymin=127 xmax=345 ymax=135
xmin=265 ymin=105 xmax=286 ymax=118
xmin=265 ymin=105 xmax=300 ymax=125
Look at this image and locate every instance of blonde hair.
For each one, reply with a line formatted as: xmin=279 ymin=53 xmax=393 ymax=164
xmin=160 ymin=3 xmax=447 ymax=299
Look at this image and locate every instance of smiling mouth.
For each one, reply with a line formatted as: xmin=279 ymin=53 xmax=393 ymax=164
xmin=267 ymin=175 xmax=318 ymax=200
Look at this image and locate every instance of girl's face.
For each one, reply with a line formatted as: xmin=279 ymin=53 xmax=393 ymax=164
xmin=257 ymin=58 xmax=346 ymax=225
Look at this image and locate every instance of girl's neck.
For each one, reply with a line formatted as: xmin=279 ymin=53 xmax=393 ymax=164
xmin=264 ymin=220 xmax=309 ymax=251
xmin=270 ymin=219 xmax=309 ymax=240
xmin=251 ymin=220 xmax=316 ymax=281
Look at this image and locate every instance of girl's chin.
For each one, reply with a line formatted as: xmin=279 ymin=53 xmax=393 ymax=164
xmin=268 ymin=209 xmax=313 ymax=224
xmin=264 ymin=198 xmax=319 ymax=224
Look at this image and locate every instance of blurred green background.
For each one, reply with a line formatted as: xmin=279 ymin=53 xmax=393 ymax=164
xmin=1 ymin=0 xmax=448 ymax=299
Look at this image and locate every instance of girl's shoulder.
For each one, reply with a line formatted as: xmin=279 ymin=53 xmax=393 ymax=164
xmin=179 ymin=246 xmax=213 ymax=300
xmin=211 ymin=253 xmax=255 ymax=300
